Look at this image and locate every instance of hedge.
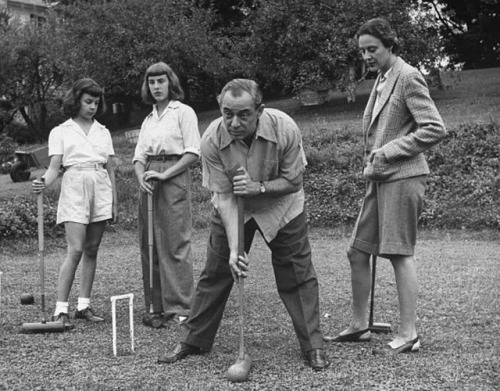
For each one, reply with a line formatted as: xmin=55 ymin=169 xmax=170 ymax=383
xmin=1 ymin=122 xmax=498 ymax=240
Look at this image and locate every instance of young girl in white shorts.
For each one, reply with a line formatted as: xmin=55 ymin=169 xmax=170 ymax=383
xmin=32 ymin=78 xmax=117 ymax=330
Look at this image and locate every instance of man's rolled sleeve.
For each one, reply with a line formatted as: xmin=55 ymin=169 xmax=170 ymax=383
xmin=201 ymin=134 xmax=233 ymax=194
xmin=278 ymin=119 xmax=307 ymax=181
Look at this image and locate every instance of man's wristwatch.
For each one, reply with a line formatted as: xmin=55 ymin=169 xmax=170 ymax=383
xmin=260 ymin=181 xmax=266 ymax=194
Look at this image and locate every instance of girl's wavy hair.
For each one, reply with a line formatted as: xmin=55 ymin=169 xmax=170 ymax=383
xmin=356 ymin=17 xmax=400 ymax=53
xmin=141 ymin=62 xmax=184 ymax=105
xmin=62 ymin=78 xmax=105 ymax=118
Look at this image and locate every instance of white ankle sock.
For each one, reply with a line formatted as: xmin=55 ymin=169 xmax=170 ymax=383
xmin=54 ymin=301 xmax=69 ymax=316
xmin=77 ymin=297 xmax=90 ymax=312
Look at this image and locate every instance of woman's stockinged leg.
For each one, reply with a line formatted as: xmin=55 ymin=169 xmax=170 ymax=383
xmin=389 ymin=255 xmax=418 ymax=346
xmin=79 ymin=221 xmax=107 ymax=298
xmin=346 ymin=247 xmax=371 ymax=333
xmin=57 ymin=222 xmax=87 ymax=302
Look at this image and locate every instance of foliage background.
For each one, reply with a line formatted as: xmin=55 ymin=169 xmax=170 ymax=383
xmin=1 ymin=120 xmax=498 ymax=240
xmin=0 ymin=0 xmax=446 ymax=141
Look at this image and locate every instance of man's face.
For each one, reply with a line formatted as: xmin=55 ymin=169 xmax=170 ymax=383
xmin=220 ymin=90 xmax=263 ymax=140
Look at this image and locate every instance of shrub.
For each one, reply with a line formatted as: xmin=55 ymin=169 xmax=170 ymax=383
xmin=5 ymin=122 xmax=37 ymax=145
xmin=424 ymin=122 xmax=500 ymax=229
xmin=1 ymin=122 xmax=498 ymax=240
xmin=189 ymin=161 xmax=213 ymax=228
xmin=301 ymin=120 xmax=499 ymax=230
xmin=0 ymin=133 xmax=18 ymax=167
xmin=0 ymin=196 xmax=63 ymax=240
xmin=114 ymin=158 xmax=140 ymax=231
xmin=302 ymin=124 xmax=365 ymax=227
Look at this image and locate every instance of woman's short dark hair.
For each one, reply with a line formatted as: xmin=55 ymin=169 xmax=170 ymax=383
xmin=62 ymin=78 xmax=104 ymax=118
xmin=356 ymin=18 xmax=400 ymax=53
xmin=217 ymin=79 xmax=263 ymax=108
xmin=141 ymin=62 xmax=184 ymax=105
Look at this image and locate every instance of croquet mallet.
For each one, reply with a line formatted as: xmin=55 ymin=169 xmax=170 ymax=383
xmin=146 ymin=185 xmax=163 ymax=328
xmin=226 ymin=196 xmax=252 ymax=382
xmin=20 ymin=189 xmax=65 ymax=333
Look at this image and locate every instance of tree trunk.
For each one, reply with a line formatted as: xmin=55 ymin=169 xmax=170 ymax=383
xmin=39 ymin=103 xmax=48 ymax=141
xmin=18 ymin=106 xmax=38 ymax=141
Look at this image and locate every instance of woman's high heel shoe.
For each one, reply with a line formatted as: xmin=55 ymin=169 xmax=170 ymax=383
xmin=372 ymin=336 xmax=420 ymax=356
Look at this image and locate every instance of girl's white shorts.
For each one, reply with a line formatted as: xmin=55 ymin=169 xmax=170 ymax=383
xmin=57 ymin=167 xmax=112 ymax=225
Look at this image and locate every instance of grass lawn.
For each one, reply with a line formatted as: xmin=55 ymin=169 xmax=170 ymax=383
xmin=0 ymin=229 xmax=499 ymax=390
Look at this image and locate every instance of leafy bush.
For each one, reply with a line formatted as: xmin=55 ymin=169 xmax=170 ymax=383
xmin=423 ymin=122 xmax=500 ymax=229
xmin=302 ymin=120 xmax=499 ymax=230
xmin=1 ymin=122 xmax=498 ymax=240
xmin=302 ymin=124 xmax=365 ymax=226
xmin=0 ymin=133 xmax=18 ymax=167
xmin=114 ymin=157 xmax=140 ymax=231
xmin=0 ymin=196 xmax=63 ymax=240
xmin=189 ymin=161 xmax=213 ymax=228
xmin=4 ymin=122 xmax=37 ymax=145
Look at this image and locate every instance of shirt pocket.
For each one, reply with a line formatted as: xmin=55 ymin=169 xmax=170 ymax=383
xmin=262 ymin=159 xmax=279 ymax=180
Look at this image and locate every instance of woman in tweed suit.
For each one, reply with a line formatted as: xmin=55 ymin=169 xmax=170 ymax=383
xmin=324 ymin=18 xmax=446 ymax=354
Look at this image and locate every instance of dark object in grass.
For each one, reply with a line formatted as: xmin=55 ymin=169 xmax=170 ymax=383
xmin=20 ymin=293 xmax=34 ymax=305
xmin=142 ymin=312 xmax=163 ymax=329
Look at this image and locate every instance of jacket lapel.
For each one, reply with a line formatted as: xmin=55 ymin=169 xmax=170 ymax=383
xmin=368 ymin=57 xmax=404 ymax=129
xmin=364 ymin=78 xmax=378 ymax=133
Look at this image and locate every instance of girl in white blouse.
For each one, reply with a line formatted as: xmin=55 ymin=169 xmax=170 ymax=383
xmin=133 ymin=62 xmax=200 ymax=327
xmin=32 ymin=78 xmax=117 ymax=329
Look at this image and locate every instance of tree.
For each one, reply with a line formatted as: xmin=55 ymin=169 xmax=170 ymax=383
xmin=419 ymin=0 xmax=500 ymax=69
xmin=236 ymin=0 xmax=440 ymax=99
xmin=0 ymin=19 xmax=64 ymax=141
xmin=53 ymin=0 xmax=229 ymax=99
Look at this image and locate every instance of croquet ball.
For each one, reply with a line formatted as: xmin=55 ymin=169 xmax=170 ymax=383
xmin=20 ymin=293 xmax=34 ymax=305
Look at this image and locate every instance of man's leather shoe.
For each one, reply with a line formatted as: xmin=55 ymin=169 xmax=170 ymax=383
xmin=157 ymin=342 xmax=205 ymax=364
xmin=305 ymin=348 xmax=330 ymax=371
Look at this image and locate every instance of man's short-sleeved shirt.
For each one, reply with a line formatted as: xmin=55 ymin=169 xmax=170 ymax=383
xmin=49 ymin=119 xmax=114 ymax=167
xmin=201 ymin=108 xmax=307 ymax=241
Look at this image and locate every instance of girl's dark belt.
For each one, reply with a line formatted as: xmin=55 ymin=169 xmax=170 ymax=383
xmin=147 ymin=155 xmax=181 ymax=162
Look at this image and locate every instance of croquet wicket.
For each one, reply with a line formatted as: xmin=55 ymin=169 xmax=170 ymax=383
xmin=111 ymin=293 xmax=135 ymax=357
